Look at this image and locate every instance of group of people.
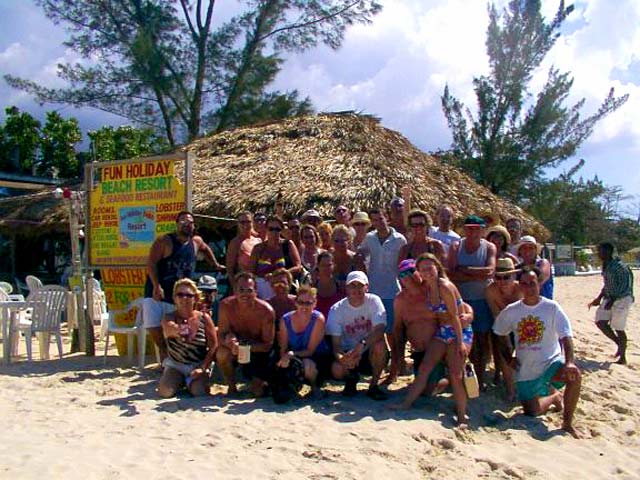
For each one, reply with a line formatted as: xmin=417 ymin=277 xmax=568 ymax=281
xmin=139 ymin=202 xmax=634 ymax=438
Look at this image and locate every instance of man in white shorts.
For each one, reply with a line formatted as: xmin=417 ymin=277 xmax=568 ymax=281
xmin=589 ymin=242 xmax=634 ymax=365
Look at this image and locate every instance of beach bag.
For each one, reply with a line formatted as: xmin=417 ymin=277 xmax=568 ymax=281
xmin=272 ymin=356 xmax=305 ymax=404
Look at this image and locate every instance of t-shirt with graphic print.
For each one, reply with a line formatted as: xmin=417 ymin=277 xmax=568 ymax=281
xmin=493 ymin=297 xmax=572 ymax=382
xmin=326 ymin=293 xmax=387 ymax=352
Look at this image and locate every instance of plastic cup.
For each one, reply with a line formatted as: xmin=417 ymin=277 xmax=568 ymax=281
xmin=238 ymin=344 xmax=251 ymax=364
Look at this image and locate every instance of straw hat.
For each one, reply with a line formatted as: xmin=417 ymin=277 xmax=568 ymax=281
xmin=486 ymin=225 xmax=511 ymax=245
xmin=352 ymin=211 xmax=371 ymax=225
xmin=495 ymin=258 xmax=520 ymax=276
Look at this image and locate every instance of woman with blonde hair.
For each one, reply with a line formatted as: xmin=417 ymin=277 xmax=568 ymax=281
xmin=317 ymin=222 xmax=333 ymax=251
xmin=331 ymin=224 xmax=357 ymax=287
xmin=159 ymin=278 xmax=218 ymax=398
xmin=299 ymin=224 xmax=324 ymax=276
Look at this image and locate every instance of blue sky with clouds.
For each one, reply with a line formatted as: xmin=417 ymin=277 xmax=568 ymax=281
xmin=1 ymin=0 xmax=638 ymax=213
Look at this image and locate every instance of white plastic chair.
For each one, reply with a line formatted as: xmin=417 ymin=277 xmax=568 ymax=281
xmin=88 ymin=279 xmax=109 ymax=329
xmin=0 ymin=281 xmax=13 ymax=294
xmin=103 ymin=298 xmax=150 ymax=368
xmin=25 ymin=275 xmax=43 ymax=294
xmin=18 ymin=285 xmax=68 ymax=361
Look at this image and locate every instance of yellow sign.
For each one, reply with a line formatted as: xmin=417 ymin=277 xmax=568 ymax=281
xmin=87 ymin=155 xmax=190 ymax=267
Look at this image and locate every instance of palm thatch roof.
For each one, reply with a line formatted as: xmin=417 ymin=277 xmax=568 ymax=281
xmin=0 ymin=187 xmax=70 ymax=235
xmin=183 ymin=113 xmax=549 ymax=239
xmin=0 ymin=113 xmax=549 ymax=239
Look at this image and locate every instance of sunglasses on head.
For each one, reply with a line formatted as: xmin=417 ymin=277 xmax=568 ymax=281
xmin=398 ymin=268 xmax=415 ymax=279
xmin=176 ymin=292 xmax=196 ymax=299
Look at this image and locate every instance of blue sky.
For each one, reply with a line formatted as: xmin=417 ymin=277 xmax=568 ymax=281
xmin=1 ymin=0 xmax=638 ymax=215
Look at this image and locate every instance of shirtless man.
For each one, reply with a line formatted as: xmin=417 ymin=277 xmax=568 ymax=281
xmin=226 ymin=211 xmax=262 ymax=290
xmin=216 ymin=272 xmax=275 ymax=396
xmin=388 ymin=259 xmax=439 ymax=386
xmin=267 ymin=268 xmax=297 ymax=342
xmin=485 ymin=258 xmax=522 ymax=400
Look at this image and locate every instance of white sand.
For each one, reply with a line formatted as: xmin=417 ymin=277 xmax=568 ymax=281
xmin=1 ymin=274 xmax=639 ymax=479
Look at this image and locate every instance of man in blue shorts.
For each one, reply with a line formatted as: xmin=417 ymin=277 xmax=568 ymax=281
xmin=448 ymin=215 xmax=496 ymax=388
xmin=493 ymin=267 xmax=582 ymax=438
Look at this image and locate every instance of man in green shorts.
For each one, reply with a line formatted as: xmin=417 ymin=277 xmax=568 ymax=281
xmin=493 ymin=267 xmax=583 ymax=438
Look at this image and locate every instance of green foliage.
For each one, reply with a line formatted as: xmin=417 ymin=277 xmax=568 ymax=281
xmin=440 ymin=0 xmax=628 ymax=201
xmin=0 ymin=107 xmax=41 ymax=172
xmin=610 ymin=219 xmax=640 ymax=254
xmin=39 ymin=111 xmax=82 ymax=178
xmin=5 ymin=1 xmax=381 ymax=145
xmin=88 ymin=125 xmax=170 ymax=162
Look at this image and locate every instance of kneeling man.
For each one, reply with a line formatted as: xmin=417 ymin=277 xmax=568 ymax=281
xmin=216 ymin=272 xmax=275 ymax=396
xmin=493 ymin=267 xmax=582 ymax=438
xmin=327 ymin=271 xmax=388 ymax=400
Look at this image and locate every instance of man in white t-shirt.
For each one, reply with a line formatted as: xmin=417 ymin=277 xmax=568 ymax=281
xmin=493 ymin=267 xmax=582 ymax=438
xmin=429 ymin=204 xmax=460 ymax=254
xmin=327 ymin=271 xmax=389 ymax=400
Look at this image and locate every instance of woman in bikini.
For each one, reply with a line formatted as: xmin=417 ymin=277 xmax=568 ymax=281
xmin=249 ymin=216 xmax=301 ymax=299
xmin=397 ymin=210 xmax=446 ymax=265
xmin=390 ymin=253 xmax=472 ymax=425
xmin=299 ymin=224 xmax=324 ymax=281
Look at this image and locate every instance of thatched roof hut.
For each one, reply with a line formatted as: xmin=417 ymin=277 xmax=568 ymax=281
xmin=183 ymin=113 xmax=548 ymax=239
xmin=0 ymin=113 xmax=549 ymax=239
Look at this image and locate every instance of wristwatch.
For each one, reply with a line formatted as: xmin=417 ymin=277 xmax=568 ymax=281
xmin=360 ymin=338 xmax=367 ymax=347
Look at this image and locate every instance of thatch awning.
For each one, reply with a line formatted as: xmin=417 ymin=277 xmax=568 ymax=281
xmin=0 ymin=113 xmax=549 ymax=239
xmin=182 ymin=113 xmax=549 ymax=239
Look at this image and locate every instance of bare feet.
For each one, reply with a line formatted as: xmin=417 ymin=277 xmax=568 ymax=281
xmin=562 ymin=423 xmax=583 ymax=439
xmin=454 ymin=413 xmax=470 ymax=427
xmin=616 ymin=357 xmax=627 ymax=365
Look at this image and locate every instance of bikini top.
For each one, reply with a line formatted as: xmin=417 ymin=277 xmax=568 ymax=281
xmin=426 ymin=284 xmax=463 ymax=313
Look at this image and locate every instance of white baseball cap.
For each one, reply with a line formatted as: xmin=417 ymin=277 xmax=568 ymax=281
xmin=346 ymin=271 xmax=369 ymax=286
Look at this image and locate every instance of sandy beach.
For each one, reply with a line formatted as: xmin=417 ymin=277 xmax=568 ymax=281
xmin=1 ymin=274 xmax=639 ymax=479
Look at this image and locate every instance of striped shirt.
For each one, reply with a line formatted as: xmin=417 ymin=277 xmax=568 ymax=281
xmin=167 ymin=314 xmax=208 ymax=365
xmin=602 ymin=258 xmax=634 ymax=301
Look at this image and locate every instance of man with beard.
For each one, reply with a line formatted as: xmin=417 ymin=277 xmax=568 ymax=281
xmin=144 ymin=211 xmax=223 ymax=361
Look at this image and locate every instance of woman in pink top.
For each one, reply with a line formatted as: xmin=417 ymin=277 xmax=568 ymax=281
xmin=226 ymin=212 xmax=262 ymax=289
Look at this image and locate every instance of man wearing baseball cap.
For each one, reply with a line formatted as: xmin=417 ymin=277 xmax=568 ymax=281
xmin=448 ymin=214 xmax=497 ymax=389
xmin=326 ymin=271 xmax=389 ymax=400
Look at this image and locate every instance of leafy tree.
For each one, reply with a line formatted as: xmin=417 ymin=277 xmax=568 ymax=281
xmin=88 ymin=125 xmax=170 ymax=162
xmin=611 ymin=219 xmax=640 ymax=254
xmin=5 ymin=1 xmax=381 ymax=146
xmin=39 ymin=111 xmax=82 ymax=178
xmin=523 ymin=160 xmax=631 ymax=245
xmin=440 ymin=0 xmax=628 ymax=201
xmin=0 ymin=107 xmax=41 ymax=173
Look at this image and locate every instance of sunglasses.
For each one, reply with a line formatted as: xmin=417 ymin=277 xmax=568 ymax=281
xmin=398 ymin=269 xmax=415 ymax=279
xmin=335 ymin=208 xmax=347 ymax=214
xmin=495 ymin=275 xmax=512 ymax=281
xmin=268 ymin=227 xmax=283 ymax=232
xmin=254 ymin=217 xmax=267 ymax=223
xmin=176 ymin=292 xmax=196 ymax=299
xmin=238 ymin=287 xmax=255 ymax=294
xmin=296 ymin=299 xmax=315 ymax=306
xmin=179 ymin=220 xmax=195 ymax=226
